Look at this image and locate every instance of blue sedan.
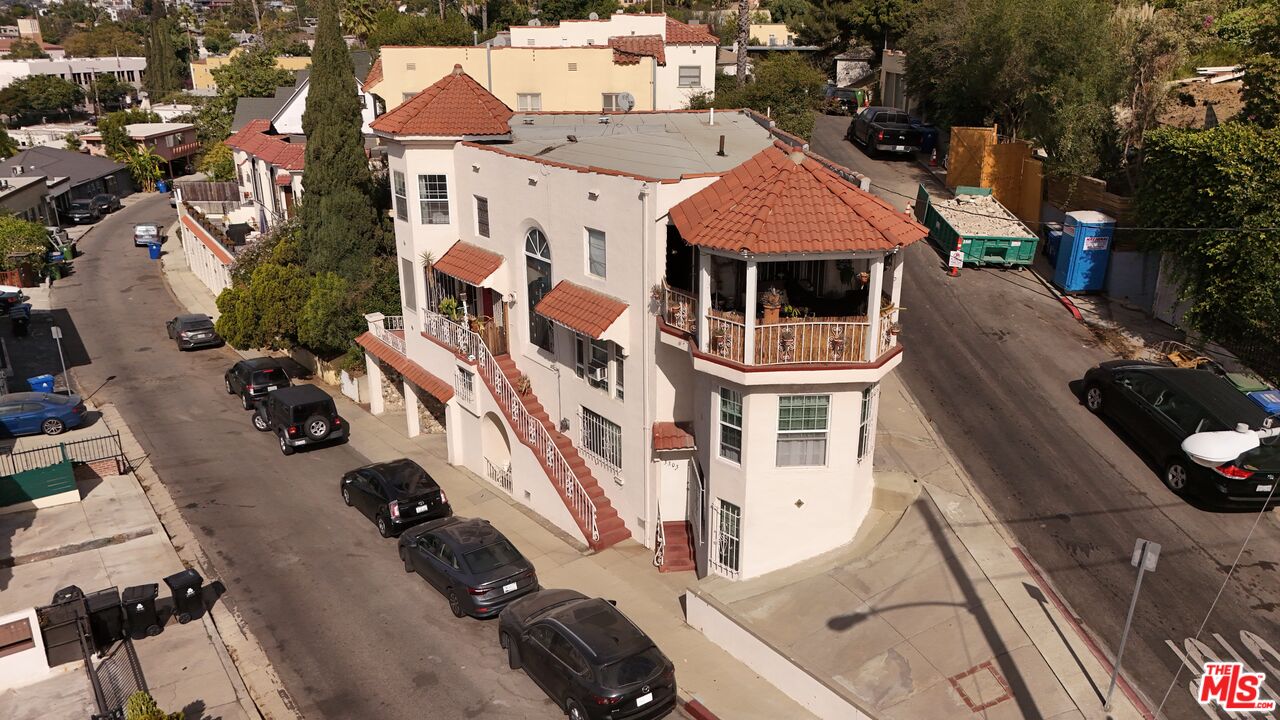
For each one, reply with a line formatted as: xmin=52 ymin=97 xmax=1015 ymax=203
xmin=0 ymin=392 xmax=86 ymax=437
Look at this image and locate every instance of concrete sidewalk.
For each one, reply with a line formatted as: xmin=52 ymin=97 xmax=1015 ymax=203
xmin=0 ymin=406 xmax=259 ymax=720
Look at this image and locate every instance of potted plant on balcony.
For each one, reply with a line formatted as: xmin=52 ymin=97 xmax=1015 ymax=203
xmin=438 ymin=296 xmax=461 ymax=322
xmin=761 ymin=287 xmax=782 ymax=325
xmin=711 ymin=326 xmax=728 ymax=353
xmin=515 ymin=373 xmax=532 ymax=396
xmin=470 ymin=314 xmax=488 ymax=333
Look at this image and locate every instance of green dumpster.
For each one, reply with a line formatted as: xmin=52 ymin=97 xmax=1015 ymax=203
xmin=915 ymin=185 xmax=1039 ymax=267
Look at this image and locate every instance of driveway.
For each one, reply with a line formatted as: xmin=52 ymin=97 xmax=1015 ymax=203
xmin=811 ymin=114 xmax=1280 ymax=719
xmin=49 ymin=194 xmax=561 ymax=720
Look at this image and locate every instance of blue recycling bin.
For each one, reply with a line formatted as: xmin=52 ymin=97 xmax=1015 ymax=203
xmin=27 ymin=374 xmax=54 ymax=393
xmin=148 ymin=241 xmax=162 ymax=260
xmin=1052 ymin=211 xmax=1115 ymax=293
xmin=157 ymin=180 xmax=169 ymax=194
xmin=1248 ymin=390 xmax=1280 ymax=416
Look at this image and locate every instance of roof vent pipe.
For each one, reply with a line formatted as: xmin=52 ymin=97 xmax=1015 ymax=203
xmin=717 ymin=134 xmax=726 ymax=157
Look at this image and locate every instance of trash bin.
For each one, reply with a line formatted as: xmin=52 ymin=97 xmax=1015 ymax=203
xmin=10 ymin=313 xmax=29 ymax=337
xmin=122 ymin=584 xmax=162 ymax=639
xmin=163 ymin=569 xmax=204 ymax=624
xmin=157 ymin=180 xmax=169 ymax=194
xmin=27 ymin=374 xmax=54 ymax=393
xmin=51 ymin=584 xmax=84 ymax=605
xmin=148 ymin=241 xmax=162 ymax=260
xmin=85 ymin=588 xmax=124 ymax=654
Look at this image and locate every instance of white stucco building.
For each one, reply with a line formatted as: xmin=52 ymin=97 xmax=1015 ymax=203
xmin=224 ymin=119 xmax=305 ymax=233
xmin=356 ymin=66 xmax=927 ymax=581
xmin=0 ymin=56 xmax=147 ymax=102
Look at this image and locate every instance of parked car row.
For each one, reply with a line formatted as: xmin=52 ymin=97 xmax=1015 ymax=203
xmin=64 ymin=194 xmax=121 ymax=224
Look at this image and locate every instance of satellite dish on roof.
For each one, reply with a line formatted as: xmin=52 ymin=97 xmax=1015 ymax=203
xmin=619 ymin=92 xmax=636 ymax=112
xmin=528 ymin=18 xmax=541 ymax=25
xmin=589 ymin=11 xmax=599 ymax=19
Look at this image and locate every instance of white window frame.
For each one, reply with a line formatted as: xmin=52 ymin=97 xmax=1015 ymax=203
xmin=517 ymin=93 xmax=542 ymax=111
xmin=601 ymin=93 xmax=624 ymax=112
xmin=580 ymin=406 xmax=623 ymax=473
xmin=475 ymin=195 xmax=489 ymax=238
xmin=418 ymin=174 xmax=449 ymax=224
xmin=776 ymin=394 xmax=830 ymax=467
xmin=392 ymin=170 xmax=408 ymax=221
xmin=678 ymin=66 xmax=701 ymax=88
xmin=718 ymin=387 xmax=742 ymax=464
xmin=586 ymin=227 xmax=606 ymax=277
xmin=574 ymin=334 xmax=612 ymax=393
xmin=858 ymin=384 xmax=879 ymax=462
xmin=400 ymin=257 xmax=416 ymax=312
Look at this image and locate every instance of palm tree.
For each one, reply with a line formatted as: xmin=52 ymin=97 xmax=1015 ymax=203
xmin=124 ymin=144 xmax=164 ymax=193
xmin=342 ymin=0 xmax=381 ymax=41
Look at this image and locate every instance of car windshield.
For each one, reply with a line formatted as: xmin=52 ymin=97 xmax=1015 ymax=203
xmin=599 ymin=647 xmax=664 ymax=689
xmin=290 ymin=401 xmax=334 ymax=422
xmin=250 ymin=368 xmax=286 ymax=385
xmin=70 ymin=201 xmax=92 ymax=209
xmin=463 ymin=540 xmax=521 ymax=574
xmin=135 ymin=225 xmax=158 ymax=236
xmin=878 ymin=112 xmax=911 ymax=124
xmin=41 ymin=394 xmax=74 ymax=405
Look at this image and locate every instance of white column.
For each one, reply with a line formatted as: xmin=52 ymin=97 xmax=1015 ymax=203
xmin=865 ymin=254 xmax=885 ymax=361
xmin=366 ymin=353 xmax=385 ymax=416
xmin=404 ymin=385 xmax=421 ymax=438
xmin=697 ymin=252 xmax=712 ymax=352
xmin=743 ymin=259 xmax=757 ymax=365
xmin=889 ymin=249 xmax=904 ymax=325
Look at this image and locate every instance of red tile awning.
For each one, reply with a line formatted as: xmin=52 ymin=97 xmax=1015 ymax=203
xmin=433 ymin=240 xmax=503 ymax=286
xmin=653 ymin=422 xmax=695 ymax=451
xmin=356 ymin=332 xmax=454 ymax=403
xmin=535 ymin=281 xmax=628 ymax=342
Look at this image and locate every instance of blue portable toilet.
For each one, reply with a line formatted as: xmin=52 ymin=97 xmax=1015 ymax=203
xmin=27 ymin=374 xmax=54 ymax=393
xmin=1052 ymin=211 xmax=1115 ymax=293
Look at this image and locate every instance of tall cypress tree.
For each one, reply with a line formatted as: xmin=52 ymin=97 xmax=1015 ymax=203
xmin=300 ymin=0 xmax=380 ymax=279
xmin=144 ymin=1 xmax=180 ymax=99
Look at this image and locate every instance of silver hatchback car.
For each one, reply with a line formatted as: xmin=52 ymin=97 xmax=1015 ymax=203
xmin=133 ymin=223 xmax=162 ymax=247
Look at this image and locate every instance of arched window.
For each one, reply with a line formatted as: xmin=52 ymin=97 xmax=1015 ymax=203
xmin=525 ymin=228 xmax=554 ymax=351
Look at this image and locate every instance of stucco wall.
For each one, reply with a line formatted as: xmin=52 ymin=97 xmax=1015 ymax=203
xmin=191 ymin=53 xmax=310 ymax=92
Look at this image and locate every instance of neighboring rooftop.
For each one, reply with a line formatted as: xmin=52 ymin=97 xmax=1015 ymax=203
xmin=225 ymin=120 xmax=305 ymax=171
xmin=371 ymin=64 xmax=512 ymax=138
xmin=495 ymin=109 xmax=775 ymax=179
xmin=0 ymin=146 xmax=123 ymax=187
xmin=230 ymin=71 xmax=309 ymax=132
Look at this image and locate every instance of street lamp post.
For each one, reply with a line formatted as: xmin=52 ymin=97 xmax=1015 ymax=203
xmin=1182 ymin=419 xmax=1280 ymax=468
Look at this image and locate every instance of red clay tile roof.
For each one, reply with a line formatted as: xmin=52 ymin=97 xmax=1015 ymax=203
xmin=432 ymin=240 xmax=503 ymax=285
xmin=610 ymin=35 xmax=665 ymax=66
xmin=356 ymin=332 xmax=455 ymax=403
xmin=534 ymin=281 xmax=628 ymax=339
xmin=275 ymin=173 xmax=293 ymax=186
xmin=225 ymin=121 xmax=306 ymax=171
xmin=653 ymin=422 xmax=695 ymax=451
xmin=370 ymin=64 xmax=513 ymax=137
xmin=363 ymin=56 xmax=383 ymax=90
xmin=665 ymin=17 xmax=718 ymax=44
xmin=669 ymin=143 xmax=927 ymax=254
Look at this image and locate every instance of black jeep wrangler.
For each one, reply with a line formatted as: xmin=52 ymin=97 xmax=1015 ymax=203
xmin=251 ymin=385 xmax=348 ymax=455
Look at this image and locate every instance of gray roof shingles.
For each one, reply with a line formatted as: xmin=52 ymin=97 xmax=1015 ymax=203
xmin=0 ymin=146 xmax=125 ymax=188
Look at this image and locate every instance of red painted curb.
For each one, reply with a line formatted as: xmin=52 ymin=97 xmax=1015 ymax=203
xmin=1059 ymin=295 xmax=1083 ymax=321
xmin=680 ymin=698 xmax=719 ymax=720
xmin=1010 ymin=546 xmax=1156 ymax=720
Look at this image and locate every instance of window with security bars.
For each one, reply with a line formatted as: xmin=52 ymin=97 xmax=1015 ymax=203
xmin=858 ymin=384 xmax=879 ymax=461
xmin=711 ymin=499 xmax=741 ymax=577
xmin=776 ymin=395 xmax=829 ymax=467
xmin=393 ymin=171 xmax=407 ymax=220
xmin=719 ymin=387 xmax=742 ymax=463
xmin=475 ymin=196 xmax=489 ymax=237
xmin=419 ymin=175 xmax=449 ymax=224
xmin=580 ymin=407 xmax=622 ymax=472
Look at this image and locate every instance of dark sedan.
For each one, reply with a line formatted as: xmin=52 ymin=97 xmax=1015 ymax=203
xmin=165 ymin=314 xmax=221 ymax=350
xmin=499 ymin=589 xmax=677 ymax=720
xmin=1083 ymin=360 xmax=1280 ymax=506
xmin=65 ymin=199 xmax=100 ymax=224
xmin=399 ymin=516 xmax=539 ymax=618
xmin=341 ymin=458 xmax=451 ymax=537
xmin=91 ymin=193 xmax=121 ymax=214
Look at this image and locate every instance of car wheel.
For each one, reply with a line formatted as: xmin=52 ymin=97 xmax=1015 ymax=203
xmin=252 ymin=414 xmax=268 ymax=432
xmin=224 ymin=378 xmax=233 ymax=394
xmin=241 ymin=394 xmax=251 ymax=410
xmin=177 ymin=612 xmax=191 ymax=625
xmin=279 ymin=434 xmax=295 ymax=456
xmin=41 ymin=418 xmax=65 ymax=435
xmin=501 ymin=632 xmax=521 ymax=669
xmin=1084 ymin=384 xmax=1103 ymax=413
xmin=1164 ymin=460 xmax=1189 ymax=494
xmin=448 ymin=590 xmax=464 ymax=619
xmin=304 ymin=415 xmax=329 ymax=440
xmin=566 ymin=700 xmax=588 ymax=720
xmin=377 ymin=514 xmax=391 ymax=538
xmin=342 ymin=486 xmax=351 ymax=506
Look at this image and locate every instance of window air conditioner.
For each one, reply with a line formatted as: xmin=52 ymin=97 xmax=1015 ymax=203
xmin=588 ymin=365 xmax=609 ymax=383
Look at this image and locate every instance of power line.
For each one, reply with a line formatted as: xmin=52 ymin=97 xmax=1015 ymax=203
xmin=869 ymin=183 xmax=1280 ymax=234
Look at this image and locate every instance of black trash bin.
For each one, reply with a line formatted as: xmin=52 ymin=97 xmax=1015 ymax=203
xmin=163 ymin=569 xmax=204 ymax=624
xmin=84 ymin=588 xmax=124 ymax=654
xmin=122 ymin=584 xmax=162 ymax=639
xmin=51 ymin=584 xmax=84 ymax=605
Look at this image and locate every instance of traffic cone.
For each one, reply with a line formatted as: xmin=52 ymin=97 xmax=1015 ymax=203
xmin=929 ymin=149 xmax=938 ymax=167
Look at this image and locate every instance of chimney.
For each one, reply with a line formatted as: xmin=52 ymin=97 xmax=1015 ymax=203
xmin=452 ymin=63 xmax=464 ymax=76
xmin=716 ymin=134 xmax=726 ymax=157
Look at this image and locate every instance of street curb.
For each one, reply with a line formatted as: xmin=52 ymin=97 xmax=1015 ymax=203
xmin=1027 ymin=267 xmax=1084 ymax=321
xmin=679 ymin=696 xmax=719 ymax=720
xmin=98 ymin=402 xmax=301 ymax=720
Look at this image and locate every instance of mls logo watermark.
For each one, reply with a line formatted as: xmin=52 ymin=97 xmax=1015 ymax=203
xmin=1198 ymin=662 xmax=1277 ymax=712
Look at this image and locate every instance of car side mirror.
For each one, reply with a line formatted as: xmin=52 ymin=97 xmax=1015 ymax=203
xmin=607 ymin=599 xmax=617 ymax=607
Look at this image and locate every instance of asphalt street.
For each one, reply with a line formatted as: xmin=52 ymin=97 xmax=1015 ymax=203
xmin=53 ymin=194 xmax=561 ymax=720
xmin=811 ymin=114 xmax=1280 ymax=718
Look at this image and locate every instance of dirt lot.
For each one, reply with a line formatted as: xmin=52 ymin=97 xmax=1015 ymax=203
xmin=1159 ymin=78 xmax=1244 ymax=128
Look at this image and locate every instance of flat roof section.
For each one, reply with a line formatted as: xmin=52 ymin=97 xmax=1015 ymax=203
xmin=503 ymin=110 xmax=775 ymax=179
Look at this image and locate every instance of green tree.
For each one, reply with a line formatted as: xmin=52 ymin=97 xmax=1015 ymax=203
xmin=536 ymin=0 xmax=618 ymax=23
xmin=800 ymin=0 xmax=912 ymax=51
xmin=98 ymin=109 xmax=162 ymax=159
xmin=194 ymin=48 xmax=295 ymax=145
xmin=202 ymin=22 xmax=237 ymax=55
xmin=1242 ymin=4 xmax=1279 ymax=128
xmin=298 ymin=271 xmax=362 ymax=356
xmin=123 ymin=690 xmax=182 ymax=720
xmin=0 ymin=75 xmax=85 ymax=123
xmin=198 ymin=142 xmax=236 ymax=181
xmin=124 ymin=144 xmax=164 ymax=191
xmin=367 ymin=8 xmax=476 ymax=49
xmin=6 ymin=38 xmax=49 ymax=59
xmin=145 ymin=0 xmax=182 ymax=98
xmin=64 ymin=132 xmax=82 ymax=152
xmin=691 ymin=54 xmax=827 ymax=138
xmin=93 ymin=72 xmax=134 ymax=111
xmin=300 ymin=0 xmax=380 ymax=279
xmin=342 ymin=0 xmax=384 ymax=40
xmin=40 ymin=0 xmax=106 ymax=44
xmin=0 ymin=214 xmax=46 ymax=269
xmin=62 ymin=24 xmax=145 ymax=57
xmin=216 ymin=261 xmax=311 ymax=350
xmin=1138 ymin=123 xmax=1280 ymax=353
xmin=0 ymin=129 xmax=16 ymax=160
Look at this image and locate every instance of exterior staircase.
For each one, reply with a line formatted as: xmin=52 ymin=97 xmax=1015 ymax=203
xmin=658 ymin=520 xmax=696 ymax=573
xmin=489 ymin=354 xmax=630 ymax=550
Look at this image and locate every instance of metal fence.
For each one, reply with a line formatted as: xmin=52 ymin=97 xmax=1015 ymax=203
xmin=1 ymin=432 xmax=127 ymax=476
xmin=92 ymin=638 xmax=147 ymax=715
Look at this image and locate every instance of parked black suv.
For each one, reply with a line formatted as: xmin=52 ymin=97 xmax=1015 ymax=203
xmin=252 ymin=385 xmax=347 ymax=455
xmin=225 ymin=358 xmax=291 ymax=410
